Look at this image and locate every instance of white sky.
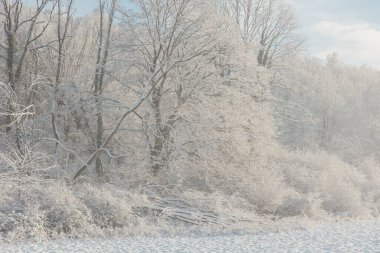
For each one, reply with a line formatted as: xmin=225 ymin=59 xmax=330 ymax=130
xmin=286 ymin=0 xmax=380 ymax=68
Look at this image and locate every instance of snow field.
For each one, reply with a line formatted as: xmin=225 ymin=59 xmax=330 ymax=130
xmin=2 ymin=219 xmax=380 ymax=253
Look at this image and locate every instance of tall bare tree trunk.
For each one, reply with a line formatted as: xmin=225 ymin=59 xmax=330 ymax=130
xmin=51 ymin=0 xmax=73 ymax=162
xmin=4 ymin=4 xmax=15 ymax=134
xmin=149 ymin=88 xmax=175 ymax=177
xmin=150 ymin=90 xmax=163 ymax=176
xmin=93 ymin=0 xmax=116 ymax=179
xmin=1 ymin=0 xmax=51 ymax=156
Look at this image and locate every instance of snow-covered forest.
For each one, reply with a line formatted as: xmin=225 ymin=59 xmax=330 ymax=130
xmin=1 ymin=0 xmax=380 ymax=243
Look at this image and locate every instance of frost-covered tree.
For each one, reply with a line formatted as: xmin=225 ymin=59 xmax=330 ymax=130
xmin=0 ymin=0 xmax=53 ymax=156
xmin=118 ymin=0 xmax=218 ymax=177
xmin=276 ymin=53 xmax=380 ymax=162
xmin=1 ymin=0 xmax=380 ymax=242
xmin=221 ymin=0 xmax=301 ymax=68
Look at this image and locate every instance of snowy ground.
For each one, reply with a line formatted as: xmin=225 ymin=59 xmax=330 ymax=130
xmin=1 ymin=219 xmax=380 ymax=253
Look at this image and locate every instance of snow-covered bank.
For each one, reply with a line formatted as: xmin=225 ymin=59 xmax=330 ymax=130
xmin=2 ymin=219 xmax=380 ymax=253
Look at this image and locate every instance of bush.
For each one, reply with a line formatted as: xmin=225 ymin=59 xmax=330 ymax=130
xmin=276 ymin=194 xmax=325 ymax=218
xmin=276 ymin=150 xmax=372 ymax=218
xmin=73 ymin=184 xmax=132 ymax=230
xmin=0 ymin=210 xmax=47 ymax=242
xmin=39 ymin=184 xmax=97 ymax=238
xmin=321 ymin=182 xmax=368 ymax=217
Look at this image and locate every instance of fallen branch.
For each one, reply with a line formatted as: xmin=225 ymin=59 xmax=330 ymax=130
xmin=138 ymin=194 xmax=257 ymax=228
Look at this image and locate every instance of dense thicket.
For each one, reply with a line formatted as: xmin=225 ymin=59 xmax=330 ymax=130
xmin=1 ymin=0 xmax=380 ymax=241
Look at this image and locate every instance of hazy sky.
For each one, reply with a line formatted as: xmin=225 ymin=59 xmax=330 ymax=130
xmin=75 ymin=0 xmax=380 ymax=68
xmin=286 ymin=0 xmax=380 ymax=68
xmin=75 ymin=0 xmax=130 ymax=14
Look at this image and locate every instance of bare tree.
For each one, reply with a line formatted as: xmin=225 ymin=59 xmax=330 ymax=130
xmin=91 ymin=0 xmax=117 ymax=179
xmin=0 ymin=82 xmax=34 ymax=155
xmin=51 ymin=0 xmax=74 ymax=161
xmin=222 ymin=0 xmax=301 ymax=68
xmin=0 ymin=0 xmax=54 ymax=156
xmin=223 ymin=0 xmax=265 ymax=44
xmin=122 ymin=0 xmax=216 ymax=177
xmin=72 ymin=65 xmax=167 ymax=183
xmin=256 ymin=0 xmax=300 ymax=67
xmin=0 ymin=0 xmax=54 ymax=91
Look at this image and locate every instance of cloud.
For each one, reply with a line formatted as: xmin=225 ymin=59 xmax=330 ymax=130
xmin=312 ymin=21 xmax=380 ymax=68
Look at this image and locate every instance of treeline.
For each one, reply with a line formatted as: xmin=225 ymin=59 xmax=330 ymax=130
xmin=1 ymin=0 xmax=380 ymax=241
xmin=276 ymin=53 xmax=380 ymax=163
xmin=0 ymin=0 xmax=299 ymax=183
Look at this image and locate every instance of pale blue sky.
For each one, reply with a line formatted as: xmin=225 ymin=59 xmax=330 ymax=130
xmin=74 ymin=0 xmax=131 ymax=15
xmin=287 ymin=0 xmax=380 ymax=68
xmin=74 ymin=0 xmax=380 ymax=68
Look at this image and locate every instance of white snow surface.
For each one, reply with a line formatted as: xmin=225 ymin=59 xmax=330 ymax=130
xmin=1 ymin=219 xmax=380 ymax=253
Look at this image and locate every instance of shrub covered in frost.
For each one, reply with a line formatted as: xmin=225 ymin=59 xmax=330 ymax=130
xmin=73 ymin=183 xmax=132 ymax=230
xmin=39 ymin=184 xmax=97 ymax=238
xmin=276 ymin=194 xmax=325 ymax=218
xmin=274 ymin=150 xmax=372 ymax=218
xmin=0 ymin=209 xmax=46 ymax=241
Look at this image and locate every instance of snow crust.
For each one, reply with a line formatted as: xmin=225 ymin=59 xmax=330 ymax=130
xmin=2 ymin=219 xmax=380 ymax=253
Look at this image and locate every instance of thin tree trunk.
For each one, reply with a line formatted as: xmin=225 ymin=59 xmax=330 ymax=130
xmin=149 ymin=89 xmax=176 ymax=177
xmin=5 ymin=22 xmax=15 ymax=134
xmin=93 ymin=0 xmax=116 ymax=179
xmin=150 ymin=90 xmax=163 ymax=176
xmin=51 ymin=0 xmax=73 ymax=163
